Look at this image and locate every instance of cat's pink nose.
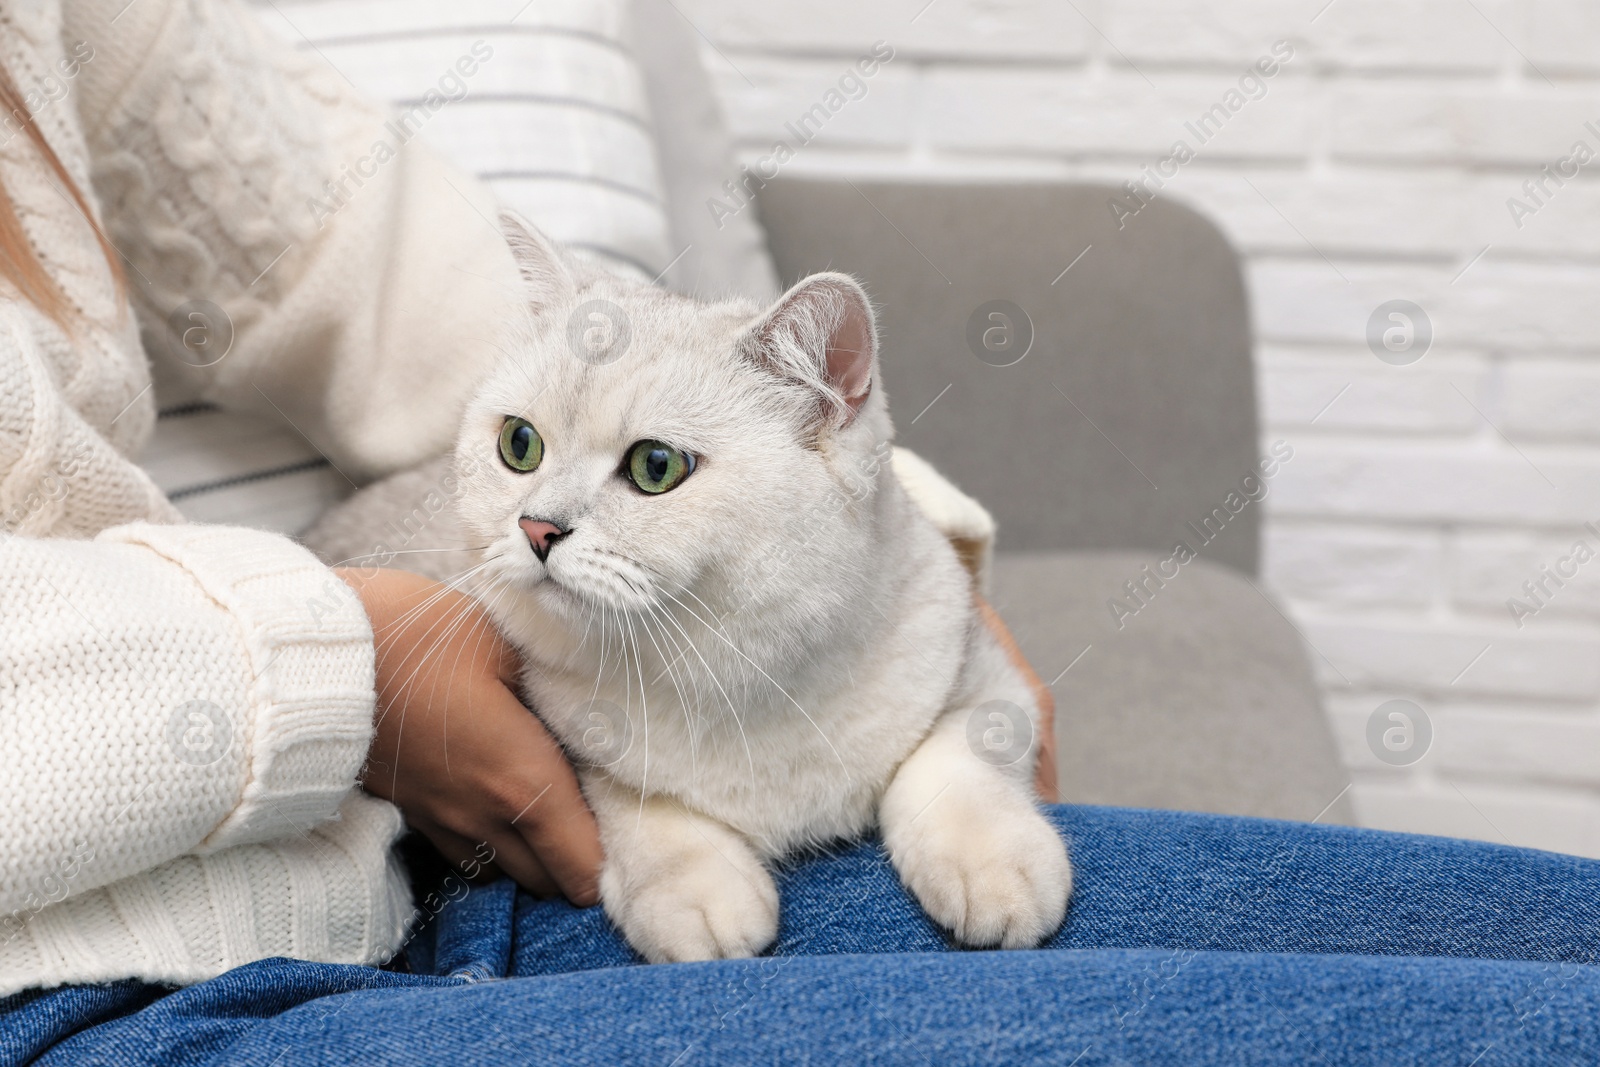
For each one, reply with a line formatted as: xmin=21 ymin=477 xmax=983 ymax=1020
xmin=519 ymin=518 xmax=569 ymax=562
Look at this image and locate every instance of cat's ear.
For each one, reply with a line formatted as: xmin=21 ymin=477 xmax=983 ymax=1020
xmin=741 ymin=272 xmax=876 ymax=430
xmin=499 ymin=210 xmax=571 ymax=308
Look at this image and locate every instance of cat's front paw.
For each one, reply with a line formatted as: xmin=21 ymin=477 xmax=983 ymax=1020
xmin=886 ymin=783 xmax=1071 ymax=949
xmin=600 ymin=832 xmax=779 ymax=964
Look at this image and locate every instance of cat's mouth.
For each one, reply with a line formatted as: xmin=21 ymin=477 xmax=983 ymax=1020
xmin=532 ymin=571 xmax=584 ymax=610
xmin=528 ymin=553 xmax=659 ymax=617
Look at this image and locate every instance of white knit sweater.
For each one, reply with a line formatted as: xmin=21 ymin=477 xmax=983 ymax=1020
xmin=0 ymin=0 xmax=526 ymax=994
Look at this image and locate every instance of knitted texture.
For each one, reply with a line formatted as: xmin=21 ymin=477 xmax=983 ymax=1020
xmin=0 ymin=518 xmax=402 ymax=994
xmin=0 ymin=0 xmax=533 ymax=993
xmin=64 ymin=0 xmax=523 ymax=483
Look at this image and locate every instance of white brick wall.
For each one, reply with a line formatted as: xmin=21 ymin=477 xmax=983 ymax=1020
xmin=675 ymin=0 xmax=1600 ymax=856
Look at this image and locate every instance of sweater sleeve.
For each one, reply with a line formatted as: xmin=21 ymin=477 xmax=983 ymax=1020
xmin=0 ymin=249 xmax=378 ymax=923
xmin=62 ymin=0 xmax=523 ymax=483
xmin=0 ymin=521 xmax=375 ymax=918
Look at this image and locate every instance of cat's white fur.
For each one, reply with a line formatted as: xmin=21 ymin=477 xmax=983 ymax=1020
xmin=305 ymin=215 xmax=1071 ymax=962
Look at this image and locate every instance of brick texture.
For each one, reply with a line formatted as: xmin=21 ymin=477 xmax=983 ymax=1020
xmin=678 ymin=0 xmax=1600 ymax=858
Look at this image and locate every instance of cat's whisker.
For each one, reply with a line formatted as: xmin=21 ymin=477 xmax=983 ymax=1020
xmin=648 ymin=596 xmax=756 ymax=783
xmin=386 ymin=597 xmax=488 ymax=711
xmin=438 ymin=580 xmax=517 ymax=778
xmin=376 ymin=586 xmax=503 ymax=786
xmin=661 ymin=587 xmax=847 ymax=773
xmin=381 ymin=545 xmax=493 ymax=557
xmin=679 ymin=605 xmax=744 ymax=770
xmin=376 ymin=563 xmax=502 ymax=647
xmin=375 ymin=572 xmax=497 ymax=670
xmin=646 ymin=599 xmax=711 ymax=727
xmin=675 ymin=585 xmax=737 ymax=639
xmin=607 ymin=603 xmax=634 ymax=735
xmin=377 ymin=595 xmax=481 ymax=695
xmin=575 ymin=595 xmax=598 ymax=666
xmin=318 ymin=544 xmax=490 ymax=570
xmin=381 ymin=567 xmax=503 ymax=705
xmin=373 ymin=559 xmax=497 ymax=641
xmin=637 ymin=604 xmax=699 ymax=783
xmin=648 ymin=600 xmax=710 ymax=696
xmin=590 ymin=602 xmax=612 ymax=704
xmin=642 ymin=620 xmax=691 ymax=689
xmin=575 ymin=600 xmax=614 ymax=766
xmin=561 ymin=546 xmax=666 ymax=614
xmin=673 ymin=583 xmax=757 ymax=690
xmin=613 ymin=604 xmax=631 ymax=693
xmin=391 ymin=573 xmax=535 ymax=786
xmin=622 ymin=612 xmax=651 ymax=832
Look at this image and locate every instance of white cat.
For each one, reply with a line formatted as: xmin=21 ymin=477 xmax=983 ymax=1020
xmin=306 ymin=214 xmax=1071 ymax=963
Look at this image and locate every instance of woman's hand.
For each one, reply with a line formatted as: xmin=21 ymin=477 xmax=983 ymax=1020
xmin=976 ymin=597 xmax=1060 ymax=803
xmin=336 ymin=567 xmax=602 ymax=905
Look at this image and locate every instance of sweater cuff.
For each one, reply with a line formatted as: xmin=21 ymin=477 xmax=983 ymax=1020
xmin=97 ymin=522 xmax=375 ymax=850
xmin=892 ymin=447 xmax=997 ymax=593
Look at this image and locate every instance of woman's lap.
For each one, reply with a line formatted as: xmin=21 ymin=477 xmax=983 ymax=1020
xmin=14 ymin=950 xmax=1600 ymax=1066
xmin=8 ymin=804 xmax=1600 ymax=1065
xmin=496 ymin=805 xmax=1600 ymax=975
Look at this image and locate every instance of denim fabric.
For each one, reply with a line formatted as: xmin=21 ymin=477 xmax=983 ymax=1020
xmin=495 ymin=805 xmax=1600 ymax=975
xmin=5 ymin=805 xmax=1600 ymax=1066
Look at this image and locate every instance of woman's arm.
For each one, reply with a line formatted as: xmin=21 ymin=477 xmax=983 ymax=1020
xmin=0 ymin=525 xmax=602 ymax=915
xmin=43 ymin=0 xmax=604 ymax=900
xmin=0 ymin=294 xmax=382 ymax=915
xmin=0 ymin=522 xmax=374 ymax=916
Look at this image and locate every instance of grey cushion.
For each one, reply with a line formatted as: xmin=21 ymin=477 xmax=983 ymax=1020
xmin=993 ymin=550 xmax=1354 ymax=824
xmin=756 ymin=179 xmax=1260 ymax=575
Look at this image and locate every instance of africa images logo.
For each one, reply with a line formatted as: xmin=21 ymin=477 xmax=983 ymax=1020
xmin=1107 ymin=441 xmax=1294 ymax=629
xmin=1107 ymin=40 xmax=1295 ymax=229
xmin=306 ymin=41 xmax=494 ymax=229
xmin=705 ymin=41 xmax=896 ymax=229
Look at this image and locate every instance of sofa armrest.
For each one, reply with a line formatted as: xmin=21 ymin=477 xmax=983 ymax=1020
xmin=992 ymin=550 xmax=1353 ymax=824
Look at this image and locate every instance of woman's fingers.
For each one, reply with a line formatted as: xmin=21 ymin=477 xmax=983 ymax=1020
xmin=481 ymin=831 xmax=559 ymax=898
xmin=415 ymin=822 xmax=503 ymax=885
xmin=344 ymin=566 xmax=606 ymax=906
xmin=514 ymin=784 xmax=603 ymax=907
xmin=484 ymin=686 xmax=605 ymax=906
xmin=418 ymin=819 xmax=559 ymax=897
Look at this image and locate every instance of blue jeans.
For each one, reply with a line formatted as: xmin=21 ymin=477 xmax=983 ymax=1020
xmin=4 ymin=806 xmax=1600 ymax=1065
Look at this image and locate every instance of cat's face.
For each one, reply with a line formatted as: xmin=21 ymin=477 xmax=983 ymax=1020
xmin=453 ymin=214 xmax=888 ymax=628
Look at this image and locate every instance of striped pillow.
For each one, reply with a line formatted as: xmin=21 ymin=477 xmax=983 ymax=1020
xmin=261 ymin=0 xmax=671 ymax=276
xmin=139 ymin=0 xmax=671 ymax=533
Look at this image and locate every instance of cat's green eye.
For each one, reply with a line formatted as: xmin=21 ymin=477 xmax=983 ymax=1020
xmin=499 ymin=417 xmax=544 ymax=472
xmin=626 ymin=440 xmax=695 ymax=494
